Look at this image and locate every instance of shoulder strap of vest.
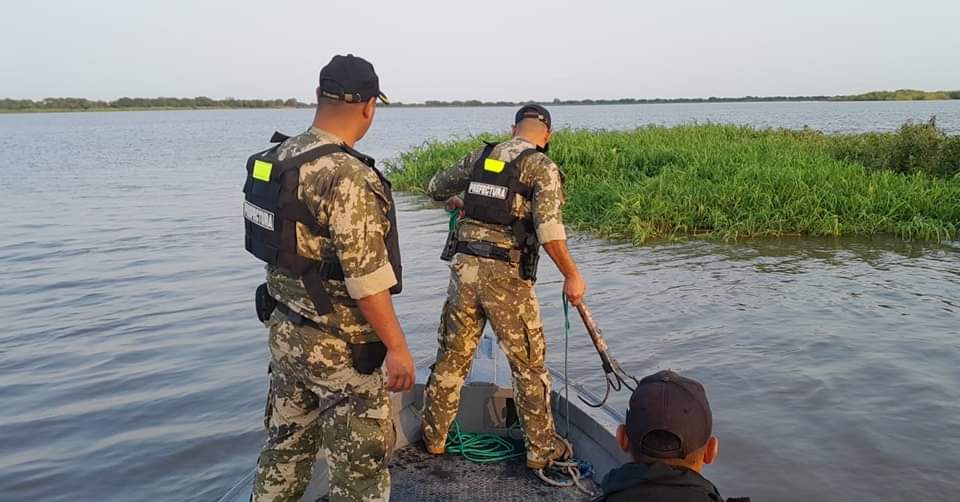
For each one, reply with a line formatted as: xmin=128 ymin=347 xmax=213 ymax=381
xmin=506 ymin=148 xmax=539 ymax=200
xmin=263 ymin=143 xmax=349 ymax=237
xmin=467 ymin=141 xmax=500 ymax=182
xmin=509 ymin=148 xmax=539 ymax=166
xmin=270 ymin=131 xmax=291 ymax=143
xmin=340 ymin=143 xmax=377 ymax=168
xmin=473 ymin=141 xmax=498 ymax=168
xmin=274 ymin=143 xmax=346 ymax=171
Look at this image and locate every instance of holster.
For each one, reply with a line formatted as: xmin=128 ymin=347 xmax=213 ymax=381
xmin=519 ymin=246 xmax=540 ymax=282
xmin=440 ymin=230 xmax=459 ymax=262
xmin=350 ymin=341 xmax=388 ymax=375
xmin=255 ymin=283 xmax=278 ymax=322
xmin=513 ymin=220 xmax=541 ymax=282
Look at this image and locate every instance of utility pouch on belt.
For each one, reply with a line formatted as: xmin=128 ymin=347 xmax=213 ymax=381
xmin=350 ymin=341 xmax=388 ymax=375
xmin=440 ymin=230 xmax=459 ymax=262
xmin=255 ymin=283 xmax=277 ymax=322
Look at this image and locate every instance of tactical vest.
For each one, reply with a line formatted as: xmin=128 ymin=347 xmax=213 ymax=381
xmin=243 ymin=132 xmax=402 ymax=315
xmin=462 ymin=142 xmax=538 ymax=226
xmin=450 ymin=142 xmax=542 ymax=281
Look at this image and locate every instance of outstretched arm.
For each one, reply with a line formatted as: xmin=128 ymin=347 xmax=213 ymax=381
xmin=532 ymin=155 xmax=586 ymax=304
xmin=543 ymin=240 xmax=586 ymax=305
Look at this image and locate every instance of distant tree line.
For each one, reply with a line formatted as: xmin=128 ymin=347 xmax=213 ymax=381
xmin=0 ymin=96 xmax=312 ymax=112
xmin=3 ymin=89 xmax=957 ymax=113
xmin=387 ymin=96 xmax=836 ymax=107
xmin=386 ymin=89 xmax=960 ymax=107
xmin=831 ymin=89 xmax=960 ymax=101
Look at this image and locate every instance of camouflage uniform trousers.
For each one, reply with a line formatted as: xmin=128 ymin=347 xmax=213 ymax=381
xmin=253 ymin=310 xmax=395 ymax=502
xmin=421 ymin=253 xmax=566 ymax=468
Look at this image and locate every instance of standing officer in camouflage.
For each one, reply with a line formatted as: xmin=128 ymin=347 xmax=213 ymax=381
xmin=421 ymin=105 xmax=588 ymax=470
xmin=242 ymin=54 xmax=415 ymax=502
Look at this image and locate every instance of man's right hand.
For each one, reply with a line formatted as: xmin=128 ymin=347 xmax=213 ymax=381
xmin=384 ymin=347 xmax=415 ymax=392
xmin=563 ymin=272 xmax=587 ymax=306
xmin=543 ymin=239 xmax=586 ymax=305
xmin=356 ymin=289 xmax=415 ymax=392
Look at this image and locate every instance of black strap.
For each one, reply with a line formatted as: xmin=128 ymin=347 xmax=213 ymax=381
xmin=506 ymin=149 xmax=538 ymax=200
xmin=455 ymin=241 xmax=521 ymax=263
xmin=470 ymin=142 xmax=499 ymax=176
xmin=340 ymin=142 xmax=377 ymax=168
xmin=263 ymin=143 xmax=347 ymax=236
xmin=282 ymin=200 xmax=330 ymax=237
xmin=273 ymin=144 xmax=346 ymax=176
xmin=270 ymin=131 xmax=291 ymax=143
xmin=480 ymin=141 xmax=497 ymax=157
xmin=275 ymin=302 xmax=320 ymax=329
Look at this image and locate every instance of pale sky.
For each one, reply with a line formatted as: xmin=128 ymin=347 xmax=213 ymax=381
xmin=2 ymin=0 xmax=958 ymax=102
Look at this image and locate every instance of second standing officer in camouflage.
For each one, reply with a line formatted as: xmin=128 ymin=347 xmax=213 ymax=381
xmin=242 ymin=54 xmax=415 ymax=502
xmin=421 ymin=105 xmax=588 ymax=470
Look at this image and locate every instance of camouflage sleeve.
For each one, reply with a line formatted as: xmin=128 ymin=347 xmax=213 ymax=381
xmin=530 ymin=155 xmax=567 ymax=243
xmin=426 ymin=149 xmax=481 ymax=201
xmin=328 ymin=166 xmax=398 ymax=299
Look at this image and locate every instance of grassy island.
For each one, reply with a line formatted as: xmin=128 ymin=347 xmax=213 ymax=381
xmin=388 ymin=120 xmax=960 ymax=243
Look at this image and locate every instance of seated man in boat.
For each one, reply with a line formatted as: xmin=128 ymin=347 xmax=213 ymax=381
xmin=596 ymin=370 xmax=749 ymax=502
xmin=421 ymin=104 xmax=588 ymax=471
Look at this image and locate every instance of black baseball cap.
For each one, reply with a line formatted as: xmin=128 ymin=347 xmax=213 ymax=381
xmin=625 ymin=370 xmax=713 ymax=459
xmin=515 ymin=104 xmax=551 ymax=129
xmin=318 ymin=54 xmax=388 ymax=104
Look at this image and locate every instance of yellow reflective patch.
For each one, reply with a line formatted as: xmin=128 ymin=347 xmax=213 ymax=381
xmin=252 ymin=160 xmax=273 ymax=182
xmin=483 ymin=158 xmax=506 ymax=173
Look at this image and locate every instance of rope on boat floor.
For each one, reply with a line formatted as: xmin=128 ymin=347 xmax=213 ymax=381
xmin=535 ymin=460 xmax=596 ymax=496
xmin=445 ymin=419 xmax=526 ymax=464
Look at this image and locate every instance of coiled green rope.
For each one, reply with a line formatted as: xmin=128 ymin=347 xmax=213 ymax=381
xmin=445 ymin=419 xmax=525 ymax=464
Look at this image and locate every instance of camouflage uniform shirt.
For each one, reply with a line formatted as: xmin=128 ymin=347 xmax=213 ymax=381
xmin=266 ymin=127 xmax=397 ymax=344
xmin=426 ymin=137 xmax=567 ymax=246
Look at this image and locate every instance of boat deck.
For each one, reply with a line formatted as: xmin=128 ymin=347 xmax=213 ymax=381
xmin=387 ymin=444 xmax=597 ymax=502
xmin=218 ymin=335 xmax=626 ymax=502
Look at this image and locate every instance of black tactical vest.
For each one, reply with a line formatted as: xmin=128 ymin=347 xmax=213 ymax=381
xmin=462 ymin=142 xmax=538 ymax=227
xmin=243 ymin=132 xmax=402 ymax=315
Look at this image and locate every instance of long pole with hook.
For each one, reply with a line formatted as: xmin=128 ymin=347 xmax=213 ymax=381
xmin=573 ymin=302 xmax=640 ymax=408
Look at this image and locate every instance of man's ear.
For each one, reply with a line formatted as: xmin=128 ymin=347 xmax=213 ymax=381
xmin=511 ymin=125 xmax=518 ymax=136
xmin=362 ymin=97 xmax=377 ymax=119
xmin=544 ymin=128 xmax=553 ymax=144
xmin=702 ymin=436 xmax=719 ymax=465
xmin=616 ymin=424 xmax=631 ymax=453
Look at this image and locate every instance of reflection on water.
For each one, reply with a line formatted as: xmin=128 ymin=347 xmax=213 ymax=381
xmin=0 ymin=104 xmax=958 ymax=502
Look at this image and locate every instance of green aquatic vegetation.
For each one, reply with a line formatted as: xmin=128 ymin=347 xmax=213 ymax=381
xmin=820 ymin=118 xmax=960 ymax=178
xmin=387 ymin=124 xmax=960 ymax=243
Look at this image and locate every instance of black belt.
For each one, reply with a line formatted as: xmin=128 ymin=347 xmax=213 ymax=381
xmin=455 ymin=241 xmax=522 ymax=263
xmin=276 ymin=302 xmax=321 ymax=329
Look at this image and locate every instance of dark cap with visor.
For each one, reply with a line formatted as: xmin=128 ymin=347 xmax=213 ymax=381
xmin=318 ymin=54 xmax=388 ymax=104
xmin=515 ymin=104 xmax=551 ymax=129
xmin=625 ymin=370 xmax=713 ymax=459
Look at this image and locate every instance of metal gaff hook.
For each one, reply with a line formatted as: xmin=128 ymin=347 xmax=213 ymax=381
xmin=573 ymin=302 xmax=640 ymax=408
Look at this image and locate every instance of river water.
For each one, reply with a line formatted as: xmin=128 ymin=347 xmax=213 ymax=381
xmin=1 ymin=101 xmax=959 ymax=502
